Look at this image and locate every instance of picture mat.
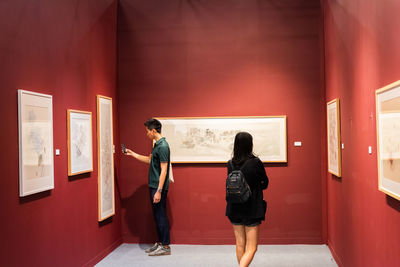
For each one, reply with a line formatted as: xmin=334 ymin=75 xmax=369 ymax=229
xmin=158 ymin=117 xmax=287 ymax=163
xmin=327 ymin=99 xmax=341 ymax=177
xmin=68 ymin=110 xmax=93 ymax=175
xmin=376 ymin=82 xmax=400 ymax=200
xmin=18 ymin=90 xmax=54 ymax=196
xmin=97 ymin=96 xmax=115 ymax=221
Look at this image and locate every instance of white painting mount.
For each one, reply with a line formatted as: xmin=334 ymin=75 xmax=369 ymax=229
xmin=18 ymin=89 xmax=54 ymax=197
xmin=97 ymin=95 xmax=115 ymax=221
xmin=67 ymin=109 xmax=93 ymax=176
xmin=157 ymin=116 xmax=287 ymax=163
xmin=376 ymin=80 xmax=400 ymax=200
xmin=327 ymin=98 xmax=342 ymax=177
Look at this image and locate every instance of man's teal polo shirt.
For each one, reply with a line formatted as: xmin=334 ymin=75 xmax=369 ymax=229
xmin=149 ymin=137 xmax=170 ymax=190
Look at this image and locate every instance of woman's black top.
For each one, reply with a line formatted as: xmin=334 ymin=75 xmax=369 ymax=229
xmin=225 ymin=156 xmax=269 ymax=220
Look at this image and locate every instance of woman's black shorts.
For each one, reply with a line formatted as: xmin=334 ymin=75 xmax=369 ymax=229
xmin=228 ymin=217 xmax=261 ymax=227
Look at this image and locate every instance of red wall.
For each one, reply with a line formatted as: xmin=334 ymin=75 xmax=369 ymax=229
xmin=118 ymin=0 xmax=326 ymax=244
xmin=324 ymin=0 xmax=400 ymax=266
xmin=0 ymin=1 xmax=121 ymax=266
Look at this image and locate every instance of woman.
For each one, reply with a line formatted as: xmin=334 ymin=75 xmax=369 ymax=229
xmin=226 ymin=132 xmax=269 ymax=267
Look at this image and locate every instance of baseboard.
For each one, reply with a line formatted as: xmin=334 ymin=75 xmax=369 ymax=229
xmin=124 ymin=237 xmax=323 ymax=245
xmin=83 ymin=237 xmax=123 ymax=267
xmin=327 ymin=240 xmax=343 ymax=267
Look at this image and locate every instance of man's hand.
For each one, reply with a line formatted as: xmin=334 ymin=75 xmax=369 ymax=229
xmin=125 ymin=148 xmax=135 ymax=157
xmin=124 ymin=148 xmax=151 ymax=164
xmin=153 ymin=191 xmax=161 ymax=203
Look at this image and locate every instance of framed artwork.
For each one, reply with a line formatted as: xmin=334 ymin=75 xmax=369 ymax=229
xmin=18 ymin=90 xmax=54 ymax=197
xmin=157 ymin=116 xmax=287 ymax=163
xmin=327 ymin=98 xmax=342 ymax=177
xmin=67 ymin=109 xmax=93 ymax=176
xmin=97 ymin=95 xmax=115 ymax=221
xmin=376 ymin=80 xmax=400 ymax=200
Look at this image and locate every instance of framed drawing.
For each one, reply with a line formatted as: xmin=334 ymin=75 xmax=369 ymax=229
xmin=97 ymin=95 xmax=115 ymax=221
xmin=157 ymin=116 xmax=287 ymax=163
xmin=67 ymin=110 xmax=93 ymax=176
xmin=18 ymin=90 xmax=54 ymax=197
xmin=376 ymin=80 xmax=400 ymax=200
xmin=327 ymin=98 xmax=342 ymax=177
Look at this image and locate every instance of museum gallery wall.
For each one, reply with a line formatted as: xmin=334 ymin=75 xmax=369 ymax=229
xmin=118 ymin=0 xmax=325 ymax=245
xmin=324 ymin=0 xmax=400 ymax=266
xmin=0 ymin=1 xmax=121 ymax=266
xmin=3 ymin=0 xmax=400 ymax=266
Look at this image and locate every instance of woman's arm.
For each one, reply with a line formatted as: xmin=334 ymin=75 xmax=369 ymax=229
xmin=256 ymin=159 xmax=269 ymax=190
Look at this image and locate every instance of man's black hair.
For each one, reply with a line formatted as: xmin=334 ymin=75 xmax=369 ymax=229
xmin=144 ymin=118 xmax=162 ymax=133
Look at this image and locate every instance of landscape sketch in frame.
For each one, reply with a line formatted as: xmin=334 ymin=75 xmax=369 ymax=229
xmin=97 ymin=95 xmax=115 ymax=221
xmin=18 ymin=90 xmax=54 ymax=197
xmin=327 ymin=98 xmax=342 ymax=177
xmin=376 ymin=80 xmax=400 ymax=200
xmin=157 ymin=116 xmax=287 ymax=163
xmin=67 ymin=110 xmax=93 ymax=176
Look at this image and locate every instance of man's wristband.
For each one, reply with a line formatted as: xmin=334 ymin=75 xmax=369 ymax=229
xmin=157 ymin=188 xmax=162 ymax=193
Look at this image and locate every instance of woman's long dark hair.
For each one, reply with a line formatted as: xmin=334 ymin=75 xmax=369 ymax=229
xmin=232 ymin=132 xmax=256 ymax=165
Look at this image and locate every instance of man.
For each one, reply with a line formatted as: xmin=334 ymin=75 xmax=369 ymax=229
xmin=124 ymin=118 xmax=171 ymax=256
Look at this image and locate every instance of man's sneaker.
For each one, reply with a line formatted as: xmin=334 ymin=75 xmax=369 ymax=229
xmin=145 ymin=243 xmax=160 ymax=253
xmin=148 ymin=245 xmax=171 ymax=256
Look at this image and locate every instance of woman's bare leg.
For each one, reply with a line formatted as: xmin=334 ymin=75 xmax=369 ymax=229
xmin=233 ymin=225 xmax=246 ymax=263
xmin=239 ymin=225 xmax=259 ymax=267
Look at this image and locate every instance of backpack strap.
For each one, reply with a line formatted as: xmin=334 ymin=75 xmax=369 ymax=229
xmin=239 ymin=158 xmax=252 ymax=171
xmin=230 ymin=158 xmax=253 ymax=171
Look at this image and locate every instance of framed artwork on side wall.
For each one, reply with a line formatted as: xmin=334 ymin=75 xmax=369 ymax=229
xmin=376 ymin=80 xmax=400 ymax=200
xmin=157 ymin=116 xmax=287 ymax=163
xmin=97 ymin=95 xmax=115 ymax=221
xmin=18 ymin=90 xmax=54 ymax=197
xmin=327 ymin=98 xmax=342 ymax=177
xmin=67 ymin=109 xmax=93 ymax=176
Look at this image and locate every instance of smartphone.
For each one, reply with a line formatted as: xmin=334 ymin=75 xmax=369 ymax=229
xmin=121 ymin=144 xmax=127 ymax=154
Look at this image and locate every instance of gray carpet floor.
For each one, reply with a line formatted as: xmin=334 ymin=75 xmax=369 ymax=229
xmin=96 ymin=244 xmax=338 ymax=267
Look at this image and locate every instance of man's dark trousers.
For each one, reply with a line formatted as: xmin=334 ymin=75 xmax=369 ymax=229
xmin=149 ymin=187 xmax=170 ymax=246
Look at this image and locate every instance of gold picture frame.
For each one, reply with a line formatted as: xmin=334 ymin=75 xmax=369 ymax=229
xmin=376 ymin=80 xmax=400 ymax=200
xmin=327 ymin=98 xmax=342 ymax=177
xmin=156 ymin=116 xmax=287 ymax=163
xmin=67 ymin=109 xmax=93 ymax=176
xmin=97 ymin=95 xmax=115 ymax=221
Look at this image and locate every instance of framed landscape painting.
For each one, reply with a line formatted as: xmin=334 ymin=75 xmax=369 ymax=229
xmin=67 ymin=109 xmax=93 ymax=176
xmin=157 ymin=116 xmax=287 ymax=163
xmin=376 ymin=80 xmax=400 ymax=200
xmin=18 ymin=90 xmax=54 ymax=196
xmin=327 ymin=98 xmax=342 ymax=177
xmin=97 ymin=95 xmax=115 ymax=221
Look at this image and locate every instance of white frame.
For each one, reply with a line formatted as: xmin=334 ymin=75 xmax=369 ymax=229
xmin=97 ymin=95 xmax=115 ymax=221
xmin=376 ymin=80 xmax=400 ymax=200
xmin=18 ymin=89 xmax=54 ymax=196
xmin=327 ymin=98 xmax=342 ymax=177
xmin=157 ymin=116 xmax=287 ymax=163
xmin=67 ymin=109 xmax=93 ymax=176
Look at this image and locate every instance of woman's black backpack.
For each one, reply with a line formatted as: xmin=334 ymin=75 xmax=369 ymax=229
xmin=226 ymin=160 xmax=252 ymax=203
